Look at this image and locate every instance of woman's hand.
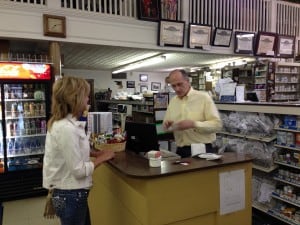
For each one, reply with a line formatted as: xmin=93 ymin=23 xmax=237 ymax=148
xmin=93 ymin=150 xmax=115 ymax=168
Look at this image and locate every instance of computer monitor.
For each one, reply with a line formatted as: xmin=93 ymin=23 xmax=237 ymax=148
xmin=125 ymin=121 xmax=160 ymax=154
xmin=246 ymin=92 xmax=259 ymax=102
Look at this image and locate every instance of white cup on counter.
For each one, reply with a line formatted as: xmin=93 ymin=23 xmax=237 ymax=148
xmin=149 ymin=156 xmax=162 ymax=167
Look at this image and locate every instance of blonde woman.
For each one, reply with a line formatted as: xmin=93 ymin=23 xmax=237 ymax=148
xmin=43 ymin=76 xmax=114 ymax=225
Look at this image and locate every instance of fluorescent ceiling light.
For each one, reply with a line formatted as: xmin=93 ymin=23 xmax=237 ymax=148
xmin=112 ymin=54 xmax=166 ymax=74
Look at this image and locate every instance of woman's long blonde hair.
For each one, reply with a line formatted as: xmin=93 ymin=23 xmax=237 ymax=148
xmin=47 ymin=76 xmax=90 ymax=129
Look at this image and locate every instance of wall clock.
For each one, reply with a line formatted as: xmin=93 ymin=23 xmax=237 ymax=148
xmin=43 ymin=14 xmax=66 ymax=38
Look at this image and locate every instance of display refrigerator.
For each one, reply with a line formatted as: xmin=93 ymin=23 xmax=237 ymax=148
xmin=0 ymin=62 xmax=53 ymax=201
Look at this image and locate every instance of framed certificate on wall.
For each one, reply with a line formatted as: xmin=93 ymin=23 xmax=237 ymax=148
xmin=234 ymin=31 xmax=255 ymax=55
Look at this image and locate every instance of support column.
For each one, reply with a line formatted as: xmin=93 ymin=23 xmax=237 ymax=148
xmin=48 ymin=42 xmax=62 ymax=79
xmin=0 ymin=40 xmax=9 ymax=61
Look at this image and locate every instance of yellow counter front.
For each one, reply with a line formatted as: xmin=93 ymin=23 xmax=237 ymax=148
xmin=88 ymin=151 xmax=252 ymax=225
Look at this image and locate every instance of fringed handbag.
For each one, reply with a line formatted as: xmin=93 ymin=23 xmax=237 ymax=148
xmin=43 ymin=189 xmax=56 ymax=219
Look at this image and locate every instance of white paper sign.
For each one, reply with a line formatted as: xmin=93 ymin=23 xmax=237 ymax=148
xmin=235 ymin=85 xmax=245 ymax=102
xmin=220 ymin=82 xmax=237 ymax=97
xmin=219 ymin=169 xmax=245 ymax=215
xmin=191 ymin=143 xmax=206 ymax=156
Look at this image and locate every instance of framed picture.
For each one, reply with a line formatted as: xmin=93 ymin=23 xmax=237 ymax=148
xmin=255 ymin=31 xmax=277 ymax=56
xmin=139 ymin=74 xmax=148 ymax=82
xmin=212 ymin=28 xmax=233 ymax=47
xmin=160 ymin=0 xmax=178 ymax=20
xmin=158 ymin=20 xmax=185 ymax=47
xmin=188 ymin=24 xmax=211 ymax=49
xmin=151 ymin=82 xmax=161 ymax=91
xmin=126 ymin=81 xmax=135 ymax=88
xmin=234 ymin=31 xmax=256 ymax=54
xmin=153 ymin=92 xmax=169 ymax=109
xmin=136 ymin=0 xmax=160 ymax=22
xmin=276 ymin=34 xmax=295 ymax=58
xmin=140 ymin=85 xmax=148 ymax=93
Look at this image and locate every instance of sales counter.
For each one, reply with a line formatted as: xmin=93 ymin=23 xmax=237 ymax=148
xmin=88 ymin=151 xmax=253 ymax=225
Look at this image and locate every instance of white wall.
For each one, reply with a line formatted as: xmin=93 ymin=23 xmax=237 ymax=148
xmin=62 ymin=68 xmax=168 ymax=97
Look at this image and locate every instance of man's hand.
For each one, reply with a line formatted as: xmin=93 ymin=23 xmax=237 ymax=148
xmin=173 ymin=120 xmax=195 ymax=131
xmin=163 ymin=120 xmax=174 ymax=130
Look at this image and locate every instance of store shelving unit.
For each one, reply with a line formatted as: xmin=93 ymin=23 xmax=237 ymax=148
xmin=96 ymin=98 xmax=154 ymax=124
xmin=217 ymin=131 xmax=276 ymax=172
xmin=216 ymin=102 xmax=300 ymax=224
xmin=272 ymin=62 xmax=300 ymax=102
xmin=254 ymin=60 xmax=269 ymax=102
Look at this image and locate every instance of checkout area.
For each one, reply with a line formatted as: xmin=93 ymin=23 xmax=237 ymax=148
xmin=88 ymin=121 xmax=253 ymax=225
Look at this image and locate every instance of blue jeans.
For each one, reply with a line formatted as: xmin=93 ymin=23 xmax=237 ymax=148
xmin=52 ymin=189 xmax=91 ymax=225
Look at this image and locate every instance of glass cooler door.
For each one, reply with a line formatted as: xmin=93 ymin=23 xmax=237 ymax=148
xmin=4 ymin=83 xmax=47 ymax=171
xmin=0 ymin=90 xmax=4 ymax=173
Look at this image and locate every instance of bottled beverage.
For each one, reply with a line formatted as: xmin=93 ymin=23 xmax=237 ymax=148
xmin=16 ymin=84 xmax=23 ymax=99
xmin=29 ymin=102 xmax=35 ymax=116
xmin=22 ymin=84 xmax=28 ymax=99
xmin=24 ymin=138 xmax=31 ymax=153
xmin=11 ymin=102 xmax=17 ymax=118
xmin=35 ymin=118 xmax=41 ymax=134
xmin=0 ymin=140 xmax=3 ymax=156
xmin=0 ymin=122 xmax=2 ymax=138
xmin=14 ymin=138 xmax=20 ymax=155
xmin=41 ymin=120 xmax=47 ymax=134
xmin=18 ymin=118 xmax=24 ymax=136
xmin=40 ymin=103 xmax=46 ymax=116
xmin=4 ymin=84 xmax=9 ymax=99
xmin=35 ymin=138 xmax=41 ymax=153
xmin=6 ymin=121 xmax=13 ymax=137
xmin=28 ymin=84 xmax=34 ymax=99
xmin=17 ymin=102 xmax=23 ymax=116
xmin=7 ymin=138 xmax=14 ymax=155
xmin=13 ymin=121 xmax=18 ymax=136
xmin=30 ymin=119 xmax=36 ymax=134
xmin=23 ymin=102 xmax=30 ymax=117
xmin=19 ymin=139 xmax=25 ymax=154
xmin=30 ymin=139 xmax=36 ymax=153
xmin=10 ymin=89 xmax=15 ymax=99
xmin=24 ymin=119 xmax=30 ymax=135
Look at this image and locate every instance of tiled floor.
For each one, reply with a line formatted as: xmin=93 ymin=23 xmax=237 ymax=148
xmin=2 ymin=196 xmax=60 ymax=225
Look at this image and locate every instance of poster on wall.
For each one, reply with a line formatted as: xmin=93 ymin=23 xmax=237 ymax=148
xmin=161 ymin=0 xmax=178 ymax=20
xmin=136 ymin=0 xmax=160 ymax=22
xmin=127 ymin=81 xmax=135 ymax=88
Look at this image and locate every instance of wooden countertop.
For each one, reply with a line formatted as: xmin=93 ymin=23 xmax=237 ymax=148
xmin=106 ymin=151 xmax=252 ymax=178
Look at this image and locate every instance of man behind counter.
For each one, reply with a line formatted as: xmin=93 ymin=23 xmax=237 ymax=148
xmin=163 ymin=69 xmax=222 ymax=158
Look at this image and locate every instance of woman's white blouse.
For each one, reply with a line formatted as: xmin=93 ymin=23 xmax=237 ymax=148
xmin=43 ymin=114 xmax=94 ymax=190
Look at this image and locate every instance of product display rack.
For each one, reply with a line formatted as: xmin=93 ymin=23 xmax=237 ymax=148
xmin=272 ymin=62 xmax=300 ymax=102
xmin=270 ymin=126 xmax=300 ymax=224
xmin=96 ymin=98 xmax=154 ymax=124
xmin=216 ymin=102 xmax=300 ymax=225
xmin=217 ymin=127 xmax=277 ymax=172
xmin=254 ymin=60 xmax=269 ymax=102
